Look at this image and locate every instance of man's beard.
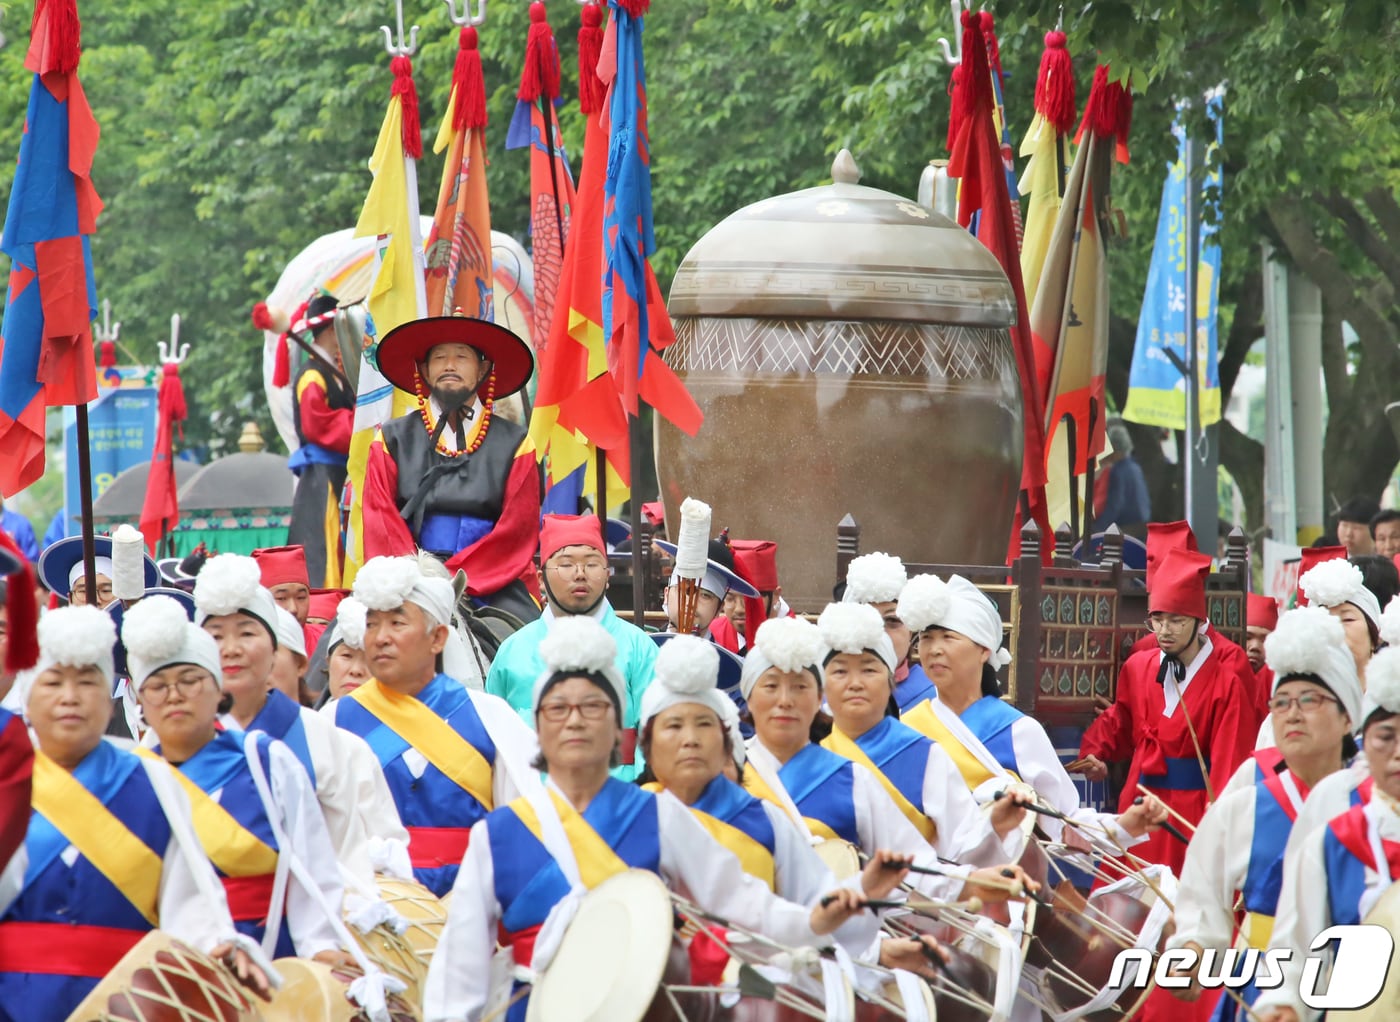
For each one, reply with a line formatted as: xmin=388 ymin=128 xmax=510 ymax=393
xmin=432 ymin=384 xmax=476 ymax=416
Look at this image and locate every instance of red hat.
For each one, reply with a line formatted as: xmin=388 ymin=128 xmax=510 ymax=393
xmin=1294 ymin=545 xmax=1347 ymax=606
xmin=540 ymin=514 xmax=606 ymax=564
xmin=252 ymin=545 xmax=309 ymax=588
xmin=641 ymin=502 xmax=665 ymax=527
xmin=731 ymin=540 xmax=778 ymax=591
xmin=1246 ymin=593 xmax=1279 ymax=632
xmin=376 ymin=316 xmax=534 ymax=399
xmin=1148 ymin=547 xmax=1211 ymax=620
xmin=1145 ymin=521 xmax=1198 ymax=588
xmin=307 ymin=587 xmax=349 ymax=622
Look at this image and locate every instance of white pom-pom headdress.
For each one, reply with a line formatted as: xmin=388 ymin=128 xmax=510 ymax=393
xmin=1299 ymin=559 xmax=1381 ymax=631
xmin=739 ymin=616 xmax=826 ymax=699
xmin=640 ymin=635 xmax=733 ymax=730
xmin=531 ymin=615 xmax=626 ymax=713
xmin=331 ymin=597 xmax=368 ymax=652
xmin=817 ymin=602 xmax=897 ymax=673
xmin=1363 ymin=647 xmax=1400 ymax=725
xmin=1264 ymin=606 xmax=1362 ymax=726
xmin=352 ymin=556 xmax=455 ymax=628
xmin=123 ymin=595 xmax=223 ymax=690
xmin=898 ymin=573 xmax=1011 ymax=668
xmin=1379 ymin=595 xmax=1400 ymax=649
xmin=842 ymin=552 xmax=907 ymax=605
xmin=194 ymin=554 xmax=279 ymax=644
xmin=17 ymin=605 xmax=118 ymax=709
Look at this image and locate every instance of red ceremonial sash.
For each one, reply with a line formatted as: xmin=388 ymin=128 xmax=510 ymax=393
xmin=0 ymin=921 xmax=143 ymax=977
xmin=407 ymin=826 xmax=472 ymax=869
xmin=222 ymin=873 xmax=276 ymax=923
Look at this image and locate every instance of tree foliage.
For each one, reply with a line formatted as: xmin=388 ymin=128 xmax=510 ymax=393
xmin=0 ymin=0 xmax=1396 ymax=533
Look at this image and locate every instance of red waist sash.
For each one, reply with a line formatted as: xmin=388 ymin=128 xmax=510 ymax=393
xmin=407 ymin=826 xmax=471 ymax=868
xmin=222 ymin=873 xmax=276 ymax=923
xmin=499 ymin=922 xmax=543 ymax=967
xmin=0 ymin=921 xmax=144 ymax=977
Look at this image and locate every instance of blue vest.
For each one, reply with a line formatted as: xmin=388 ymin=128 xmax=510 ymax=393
xmin=247 ymin=689 xmax=316 ymax=788
xmin=854 ymin=716 xmax=933 ymax=812
xmin=895 ymin=665 xmax=936 ymax=713
xmin=960 ymin=694 xmax=1024 ymax=776
xmin=691 ymin=776 xmax=777 ymax=857
xmin=780 ymin=744 xmax=859 ymax=846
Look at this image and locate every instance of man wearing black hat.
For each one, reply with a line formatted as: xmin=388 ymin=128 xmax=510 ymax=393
xmin=286 ymin=294 xmax=353 ymax=588
xmin=362 ymin=316 xmax=541 ymax=622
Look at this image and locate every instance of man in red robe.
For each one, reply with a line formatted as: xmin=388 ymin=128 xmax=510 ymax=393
xmin=361 ymin=315 xmax=541 ymax=623
xmin=1074 ymin=546 xmax=1254 ymax=874
xmin=1245 ymin=592 xmax=1278 ymax=718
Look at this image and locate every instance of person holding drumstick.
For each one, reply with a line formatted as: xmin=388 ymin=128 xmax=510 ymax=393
xmin=0 ymin=606 xmax=272 ymax=1021
xmin=1168 ymin=606 xmax=1362 ymax=1019
xmin=896 ymin=572 xmax=1169 ymax=853
xmin=423 ymin=616 xmax=875 ymax=1022
xmin=739 ymin=615 xmax=1039 ymax=902
xmin=816 ymin=601 xmax=1030 ymax=865
xmin=638 ymin=632 xmax=952 ymax=976
xmin=1252 ymin=637 xmax=1400 ymax=1022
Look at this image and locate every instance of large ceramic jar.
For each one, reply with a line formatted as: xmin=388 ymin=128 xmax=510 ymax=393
xmin=657 ymin=151 xmax=1024 ymax=610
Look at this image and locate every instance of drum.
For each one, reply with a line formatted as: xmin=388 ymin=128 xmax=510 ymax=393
xmin=1337 ymin=879 xmax=1400 ymax=1021
xmin=65 ymin=931 xmax=261 ymax=1022
xmin=262 ymin=959 xmax=418 ymax=1022
xmin=883 ymin=908 xmax=1020 ymax=1022
xmin=1035 ymin=865 xmax=1175 ymax=1022
xmin=811 ymin=840 xmax=861 ymax=882
xmin=374 ymin=877 xmax=448 ymax=975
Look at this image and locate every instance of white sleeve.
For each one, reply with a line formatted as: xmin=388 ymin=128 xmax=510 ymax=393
xmin=1008 ymin=718 xmax=1142 ymax=851
xmin=423 ymin=820 xmax=498 ymax=1022
xmin=921 ymin=744 xmax=1014 ymax=865
xmin=1166 ymin=785 xmax=1254 ymax=950
xmin=657 ymin=793 xmax=825 ymax=950
xmin=1253 ymin=825 xmax=1330 ymax=1022
xmin=302 ymin=708 xmax=371 ymax=869
xmin=851 ymin=765 xmax=967 ymax=900
xmin=1221 ymin=757 xmax=1259 ymax=797
xmin=1255 ymin=715 xmax=1276 ymax=750
xmin=268 ymin=740 xmax=346 ymax=959
xmin=469 ymin=689 xmax=543 ymax=807
xmin=764 ymin=803 xmax=880 ymax=959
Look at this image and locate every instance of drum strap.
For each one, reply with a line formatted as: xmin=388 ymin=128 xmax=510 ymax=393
xmin=30 ymin=752 xmax=161 ymax=926
xmin=821 ymin=728 xmax=937 ymax=843
xmin=354 ymin=681 xmax=495 ymax=811
xmin=135 ymin=748 xmax=279 ymax=878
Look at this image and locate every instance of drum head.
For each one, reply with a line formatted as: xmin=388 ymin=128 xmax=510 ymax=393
xmin=813 ymin=839 xmax=862 ymax=881
xmin=1348 ymin=881 xmax=1400 ymax=1022
xmin=66 ymin=932 xmax=261 ymax=1022
xmin=526 ymin=870 xmax=675 ymax=1022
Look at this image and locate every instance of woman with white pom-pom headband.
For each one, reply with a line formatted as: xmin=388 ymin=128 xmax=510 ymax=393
xmin=122 ymin=595 xmax=352 ymax=967
xmin=1252 ymin=625 xmax=1400 ymax=1022
xmin=423 ymin=615 xmax=876 ymax=1022
xmin=1167 ymin=606 xmax=1362 ymax=1019
xmin=192 ymin=553 xmax=400 ymax=888
xmin=0 ymin=606 xmax=274 ymax=1021
xmin=738 ymin=615 xmax=1043 ymax=905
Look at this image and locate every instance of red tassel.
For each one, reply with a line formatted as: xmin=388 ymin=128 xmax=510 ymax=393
xmin=27 ymin=0 xmax=81 ymax=77
xmin=251 ymin=301 xmax=274 ymax=331
xmin=1034 ymin=30 xmax=1076 ymax=134
xmin=1078 ymin=64 xmax=1133 ymax=162
xmin=577 ymin=3 xmax=605 ymax=115
xmin=0 ymin=531 xmax=38 ymax=673
xmin=517 ymin=2 xmax=560 ymax=102
xmin=979 ymin=11 xmax=1003 ymax=78
xmin=272 ymin=334 xmax=291 ymax=389
xmin=617 ymin=0 xmax=650 ymax=15
xmin=452 ymin=27 xmax=489 ymax=131
xmin=160 ymin=362 xmax=188 ymax=427
xmin=98 ymin=339 xmax=116 ymax=370
xmin=391 ymin=55 xmax=424 ymax=159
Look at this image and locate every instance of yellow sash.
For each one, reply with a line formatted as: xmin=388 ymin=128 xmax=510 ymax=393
xmin=353 ymin=681 xmax=495 ymax=810
xmin=509 ymin=789 xmax=629 ymax=889
xmin=136 ymin=749 xmax=278 ymax=878
xmin=740 ymin=765 xmax=841 ymax=842
xmin=31 ymin=752 xmax=163 ymax=925
xmin=821 ymin=729 xmax=938 ymax=844
xmin=901 ymin=701 xmax=1001 ymax=791
xmin=642 ymin=783 xmax=776 ymax=890
xmin=1242 ymin=912 xmax=1274 ymax=951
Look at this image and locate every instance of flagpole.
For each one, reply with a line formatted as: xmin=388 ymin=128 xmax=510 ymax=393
xmin=74 ymin=403 xmax=99 ymax=604
xmin=383 ymin=0 xmax=427 ymax=320
xmin=629 ymin=405 xmax=646 ymax=620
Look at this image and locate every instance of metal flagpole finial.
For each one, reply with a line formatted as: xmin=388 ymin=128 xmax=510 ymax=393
xmin=443 ymin=0 xmax=487 ymax=27
xmin=381 ymin=0 xmax=420 ymax=57
xmin=937 ymin=0 xmax=967 ymax=66
xmin=96 ymin=298 xmax=121 ymax=345
xmin=159 ymin=314 xmax=190 ymax=366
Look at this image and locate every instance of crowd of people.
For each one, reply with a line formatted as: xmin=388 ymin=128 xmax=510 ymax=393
xmin=1 ymin=316 xmax=1398 ymax=1022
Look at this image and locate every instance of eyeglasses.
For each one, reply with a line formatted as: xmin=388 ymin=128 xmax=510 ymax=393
xmin=538 ymin=698 xmax=614 ymax=723
xmin=1269 ymin=692 xmax=1340 ymax=715
xmin=1148 ymin=615 xmax=1196 ymax=632
xmin=549 ymin=560 xmax=611 ymax=578
xmin=140 ymin=676 xmax=209 ymax=705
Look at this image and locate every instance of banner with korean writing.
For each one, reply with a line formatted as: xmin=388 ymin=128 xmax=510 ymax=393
xmin=1122 ymin=94 xmax=1223 ymax=430
xmin=62 ymin=386 xmax=156 ymax=533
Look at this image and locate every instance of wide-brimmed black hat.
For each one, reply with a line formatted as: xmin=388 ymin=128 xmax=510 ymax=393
xmin=378 ymin=316 xmax=534 ymax=398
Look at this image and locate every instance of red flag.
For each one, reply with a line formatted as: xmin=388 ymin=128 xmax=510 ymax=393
xmin=946 ymin=10 xmax=1051 ymax=556
xmin=139 ymin=359 xmax=187 ymax=553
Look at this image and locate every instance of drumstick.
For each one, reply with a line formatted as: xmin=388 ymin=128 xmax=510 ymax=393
xmin=1134 ymin=785 xmax=1199 ymax=834
xmin=480 ymin=985 xmax=532 ymax=1022
xmin=1131 ymin=796 xmax=1191 ymax=845
xmin=993 ymin=789 xmax=1070 ymax=822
